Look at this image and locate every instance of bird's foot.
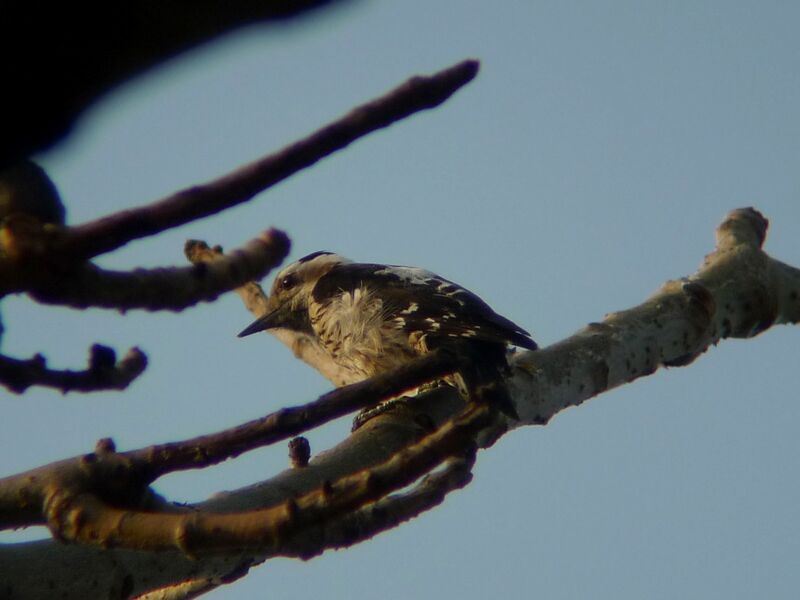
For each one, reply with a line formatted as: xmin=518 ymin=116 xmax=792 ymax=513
xmin=351 ymin=397 xmax=412 ymax=431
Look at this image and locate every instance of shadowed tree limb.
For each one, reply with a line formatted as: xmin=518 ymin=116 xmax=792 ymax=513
xmin=43 ymin=405 xmax=486 ymax=554
xmin=137 ymin=453 xmax=476 ymax=597
xmin=54 ymin=60 xmax=480 ymax=261
xmin=282 ymin=452 xmax=476 ymax=559
xmin=19 ymin=229 xmax=290 ymax=310
xmin=0 ymin=351 xmax=462 ymax=531
xmin=0 ymin=345 xmax=147 ymax=394
xmin=132 ymin=348 xmax=463 ymax=480
xmin=0 ymin=230 xmax=288 ymax=394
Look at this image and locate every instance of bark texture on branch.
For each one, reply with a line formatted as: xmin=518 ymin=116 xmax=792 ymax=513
xmin=505 ymin=207 xmax=798 ymax=433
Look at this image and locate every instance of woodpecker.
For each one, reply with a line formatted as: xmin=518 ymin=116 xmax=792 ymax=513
xmin=238 ymin=252 xmax=537 ymax=418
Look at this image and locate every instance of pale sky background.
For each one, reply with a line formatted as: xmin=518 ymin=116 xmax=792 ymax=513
xmin=2 ymin=2 xmax=800 ymax=599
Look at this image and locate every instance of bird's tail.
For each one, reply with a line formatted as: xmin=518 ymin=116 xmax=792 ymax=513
xmin=450 ymin=341 xmax=519 ymax=420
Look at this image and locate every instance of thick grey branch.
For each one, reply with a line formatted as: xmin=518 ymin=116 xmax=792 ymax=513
xmin=506 ymin=207 xmax=798 ymax=430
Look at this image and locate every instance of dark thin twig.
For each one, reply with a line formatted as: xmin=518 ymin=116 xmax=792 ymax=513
xmin=0 ymin=345 xmax=147 ymax=394
xmin=286 ymin=453 xmax=475 ymax=558
xmin=26 ymin=229 xmax=289 ymax=311
xmin=57 ymin=60 xmax=480 ymax=260
xmin=133 ymin=348 xmax=464 ymax=480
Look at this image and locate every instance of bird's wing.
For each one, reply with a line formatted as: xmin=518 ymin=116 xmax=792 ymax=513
xmin=313 ymin=263 xmax=537 ymax=350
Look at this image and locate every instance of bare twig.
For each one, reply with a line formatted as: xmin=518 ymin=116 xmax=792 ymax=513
xmin=186 ymin=238 xmax=360 ymax=386
xmin=23 ymin=229 xmax=289 ymax=311
xmin=56 ymin=60 xmax=480 ymax=260
xmin=184 ymin=239 xmax=269 ymax=314
xmin=0 ymin=345 xmax=147 ymax=394
xmin=133 ymin=348 xmax=463 ymax=480
xmin=283 ymin=453 xmax=476 ymax=559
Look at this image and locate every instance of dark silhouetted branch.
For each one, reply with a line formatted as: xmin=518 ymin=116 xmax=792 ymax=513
xmin=57 ymin=60 xmax=480 ymax=261
xmin=133 ymin=348 xmax=463 ymax=480
xmin=284 ymin=453 xmax=475 ymax=559
xmin=24 ymin=229 xmax=289 ymax=310
xmin=0 ymin=352 xmax=462 ymax=530
xmin=0 ymin=345 xmax=147 ymax=394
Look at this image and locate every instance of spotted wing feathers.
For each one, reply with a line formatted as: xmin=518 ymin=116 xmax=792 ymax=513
xmin=312 ymin=263 xmax=537 ymax=351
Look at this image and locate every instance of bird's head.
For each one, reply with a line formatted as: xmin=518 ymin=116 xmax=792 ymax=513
xmin=238 ymin=251 xmax=349 ymax=337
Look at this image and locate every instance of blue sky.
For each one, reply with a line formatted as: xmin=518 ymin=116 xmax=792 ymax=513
xmin=2 ymin=2 xmax=799 ymax=598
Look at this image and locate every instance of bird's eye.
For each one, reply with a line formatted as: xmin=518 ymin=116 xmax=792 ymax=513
xmin=280 ymin=274 xmax=298 ymax=290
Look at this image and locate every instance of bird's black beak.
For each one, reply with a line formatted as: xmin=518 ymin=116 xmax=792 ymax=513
xmin=237 ymin=308 xmax=284 ymax=338
xmin=238 ymin=301 xmax=313 ymax=338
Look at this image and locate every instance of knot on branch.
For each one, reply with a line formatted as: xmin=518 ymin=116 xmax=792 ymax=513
xmin=715 ymin=207 xmax=768 ymax=250
xmin=289 ymin=437 xmax=311 ymax=468
xmin=41 ymin=446 xmax=158 ymax=544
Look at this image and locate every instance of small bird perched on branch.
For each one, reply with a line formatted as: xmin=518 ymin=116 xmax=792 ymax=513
xmin=238 ymin=251 xmax=537 ymax=419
